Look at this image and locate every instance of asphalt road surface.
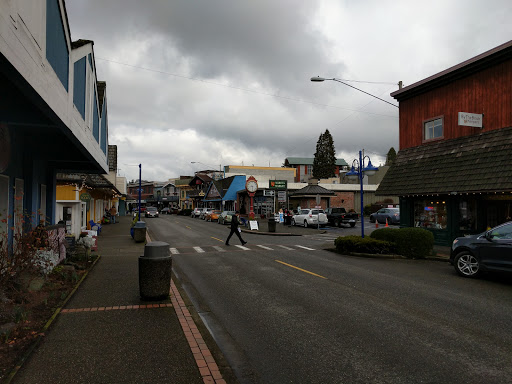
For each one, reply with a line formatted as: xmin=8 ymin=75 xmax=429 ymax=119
xmin=148 ymin=214 xmax=512 ymax=384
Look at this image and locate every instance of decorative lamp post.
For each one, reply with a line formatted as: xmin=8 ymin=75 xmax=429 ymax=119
xmin=345 ymin=151 xmax=378 ymax=238
xmin=138 ymin=164 xmax=142 ymax=221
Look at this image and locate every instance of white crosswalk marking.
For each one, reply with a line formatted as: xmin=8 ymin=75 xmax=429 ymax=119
xmin=296 ymin=245 xmax=315 ymax=251
xmin=170 ymin=248 xmax=180 ymax=255
xmin=235 ymin=245 xmax=250 ymax=250
xmin=212 ymin=246 xmax=226 ymax=252
xmin=277 ymin=245 xmax=294 ymax=250
xmin=257 ymin=245 xmax=273 ymax=250
xmin=193 ymin=247 xmax=205 ymax=253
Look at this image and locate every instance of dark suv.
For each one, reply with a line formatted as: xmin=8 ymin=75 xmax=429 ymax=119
xmin=450 ymin=221 xmax=512 ymax=278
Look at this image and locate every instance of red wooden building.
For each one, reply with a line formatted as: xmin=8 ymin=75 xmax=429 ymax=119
xmin=377 ymin=40 xmax=512 ymax=245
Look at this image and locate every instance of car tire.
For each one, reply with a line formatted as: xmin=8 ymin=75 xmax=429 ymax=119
xmin=454 ymin=251 xmax=481 ymax=278
xmin=291 ymin=218 xmax=296 ymax=226
xmin=304 ymin=221 xmax=308 ymax=228
xmin=350 ymin=222 xmax=355 ymax=227
xmin=370 ymin=217 xmax=375 ymax=223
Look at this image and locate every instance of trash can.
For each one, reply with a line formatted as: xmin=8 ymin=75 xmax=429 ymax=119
xmin=268 ymin=217 xmax=276 ymax=232
xmin=133 ymin=221 xmax=147 ymax=243
xmin=139 ymin=241 xmax=172 ymax=300
xmin=284 ymin=214 xmax=291 ymax=226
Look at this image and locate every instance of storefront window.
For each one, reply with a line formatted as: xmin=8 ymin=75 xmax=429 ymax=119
xmin=414 ymin=200 xmax=447 ymax=229
xmin=459 ymin=199 xmax=477 ymax=231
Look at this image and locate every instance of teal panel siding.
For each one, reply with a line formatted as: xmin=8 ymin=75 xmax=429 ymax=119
xmin=73 ymin=58 xmax=86 ymax=118
xmin=46 ymin=0 xmax=69 ymax=90
xmin=93 ymin=88 xmax=99 ymax=142
xmin=100 ymin=102 xmax=107 ymax=154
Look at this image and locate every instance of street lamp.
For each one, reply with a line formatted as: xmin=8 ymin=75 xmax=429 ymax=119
xmin=345 ymin=151 xmax=378 ymax=238
xmin=124 ymin=163 xmax=143 ymax=221
xmin=310 ymin=76 xmax=399 ymax=108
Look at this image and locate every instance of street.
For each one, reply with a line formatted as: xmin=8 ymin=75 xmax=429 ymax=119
xmin=148 ymin=215 xmax=512 ymax=384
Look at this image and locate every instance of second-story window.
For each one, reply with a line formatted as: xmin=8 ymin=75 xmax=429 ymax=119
xmin=424 ymin=117 xmax=443 ymax=141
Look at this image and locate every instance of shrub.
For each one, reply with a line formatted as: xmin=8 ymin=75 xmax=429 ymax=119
xmin=370 ymin=227 xmax=434 ymax=258
xmin=334 ymin=235 xmax=395 ymax=255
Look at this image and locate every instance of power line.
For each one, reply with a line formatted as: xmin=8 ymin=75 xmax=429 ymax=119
xmin=96 ymin=57 xmax=398 ymax=119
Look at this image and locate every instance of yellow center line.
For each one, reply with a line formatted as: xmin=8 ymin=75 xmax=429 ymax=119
xmin=185 ymin=226 xmax=192 ymax=229
xmin=275 ymin=260 xmax=327 ymax=279
xmin=211 ymin=236 xmax=224 ymax=242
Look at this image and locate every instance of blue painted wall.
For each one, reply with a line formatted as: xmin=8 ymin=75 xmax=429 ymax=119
xmin=73 ymin=57 xmax=86 ymax=119
xmin=93 ymin=88 xmax=99 ymax=142
xmin=46 ymin=0 xmax=69 ymax=91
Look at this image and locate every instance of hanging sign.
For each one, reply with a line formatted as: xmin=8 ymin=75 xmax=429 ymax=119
xmin=80 ymin=193 xmax=91 ymax=202
xmin=458 ymin=112 xmax=483 ymax=128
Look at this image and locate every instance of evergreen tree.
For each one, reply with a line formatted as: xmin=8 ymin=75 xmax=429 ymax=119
xmin=385 ymin=147 xmax=397 ymax=166
xmin=313 ymin=129 xmax=337 ymax=178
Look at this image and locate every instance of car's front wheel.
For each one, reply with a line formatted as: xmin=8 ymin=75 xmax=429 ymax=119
xmin=291 ymin=218 xmax=296 ymax=226
xmin=454 ymin=251 xmax=480 ymax=278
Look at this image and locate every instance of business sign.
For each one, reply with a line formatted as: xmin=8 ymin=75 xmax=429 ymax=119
xmin=458 ymin=112 xmax=483 ymax=128
xmin=263 ymin=190 xmax=275 ymax=197
xmin=278 ymin=190 xmax=287 ymax=203
xmin=79 ymin=193 xmax=91 ymax=202
xmin=269 ymin=180 xmax=287 ymax=190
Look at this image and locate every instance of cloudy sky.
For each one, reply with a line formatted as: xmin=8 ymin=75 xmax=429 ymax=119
xmin=66 ymin=0 xmax=512 ymax=182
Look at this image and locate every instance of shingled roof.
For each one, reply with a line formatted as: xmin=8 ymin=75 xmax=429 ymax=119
xmin=289 ymin=184 xmax=336 ymax=196
xmin=376 ymin=127 xmax=512 ymax=196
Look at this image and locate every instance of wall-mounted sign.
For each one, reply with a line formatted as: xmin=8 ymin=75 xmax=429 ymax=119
xmin=263 ymin=190 xmax=275 ymax=197
xmin=269 ymin=180 xmax=287 ymax=190
xmin=79 ymin=193 xmax=91 ymax=202
xmin=458 ymin=112 xmax=483 ymax=128
xmin=278 ymin=190 xmax=287 ymax=203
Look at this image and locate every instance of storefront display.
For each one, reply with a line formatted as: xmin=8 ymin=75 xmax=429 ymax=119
xmin=414 ymin=200 xmax=447 ymax=229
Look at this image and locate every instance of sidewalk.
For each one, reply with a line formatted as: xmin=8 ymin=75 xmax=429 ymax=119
xmin=11 ymin=216 xmax=227 ymax=384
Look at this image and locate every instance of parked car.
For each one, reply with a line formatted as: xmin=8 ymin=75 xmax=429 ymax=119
xmin=161 ymin=207 xmax=171 ymax=214
xmin=145 ymin=207 xmax=159 ymax=218
xmin=206 ymin=210 xmax=222 ymax=222
xmin=450 ymin=221 xmax=512 ymax=278
xmin=191 ymin=208 xmax=202 ymax=218
xmin=199 ymin=208 xmax=213 ymax=220
xmin=370 ymin=207 xmax=400 ymax=225
xmin=218 ymin=211 xmax=236 ymax=225
xmin=291 ymin=209 xmax=328 ymax=228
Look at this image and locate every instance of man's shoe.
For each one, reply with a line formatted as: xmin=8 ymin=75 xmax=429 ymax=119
xmin=225 ymin=243 xmax=230 ymax=246
xmin=242 ymin=241 xmax=247 ymax=245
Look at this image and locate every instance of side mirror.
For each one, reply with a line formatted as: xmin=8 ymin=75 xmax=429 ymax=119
xmin=485 ymin=231 xmax=493 ymax=241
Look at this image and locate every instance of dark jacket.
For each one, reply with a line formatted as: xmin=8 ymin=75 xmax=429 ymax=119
xmin=230 ymin=214 xmax=240 ymax=230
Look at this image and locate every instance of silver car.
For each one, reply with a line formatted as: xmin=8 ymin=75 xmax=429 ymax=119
xmin=291 ymin=209 xmax=328 ymax=227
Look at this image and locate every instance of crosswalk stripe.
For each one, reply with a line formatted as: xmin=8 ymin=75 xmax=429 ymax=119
xmin=170 ymin=248 xmax=180 ymax=255
xmin=193 ymin=247 xmax=205 ymax=253
xmin=257 ymin=245 xmax=273 ymax=250
xmin=212 ymin=246 xmax=225 ymax=252
xmin=296 ymin=245 xmax=315 ymax=251
xmin=277 ymin=245 xmax=294 ymax=250
xmin=235 ymin=245 xmax=250 ymax=250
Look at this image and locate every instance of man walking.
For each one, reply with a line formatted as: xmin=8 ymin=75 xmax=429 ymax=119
xmin=110 ymin=205 xmax=117 ymax=224
xmin=225 ymin=211 xmax=247 ymax=246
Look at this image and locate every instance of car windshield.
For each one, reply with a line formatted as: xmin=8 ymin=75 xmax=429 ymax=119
xmin=147 ymin=207 xmax=157 ymax=211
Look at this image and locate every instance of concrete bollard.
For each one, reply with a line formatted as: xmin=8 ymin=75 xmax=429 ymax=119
xmin=133 ymin=221 xmax=147 ymax=243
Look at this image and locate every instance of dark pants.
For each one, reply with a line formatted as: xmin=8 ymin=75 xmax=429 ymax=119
xmin=226 ymin=228 xmax=245 ymax=245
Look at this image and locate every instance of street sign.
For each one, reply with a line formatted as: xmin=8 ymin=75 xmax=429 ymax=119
xmin=264 ymin=190 xmax=275 ymax=197
xmin=269 ymin=180 xmax=287 ymax=190
xmin=278 ymin=190 xmax=286 ymax=203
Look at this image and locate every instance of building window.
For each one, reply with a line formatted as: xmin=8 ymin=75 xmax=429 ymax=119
xmin=414 ymin=200 xmax=447 ymax=229
xmin=424 ymin=117 xmax=443 ymax=140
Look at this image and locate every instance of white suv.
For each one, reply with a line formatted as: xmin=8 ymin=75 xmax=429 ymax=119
xmin=191 ymin=208 xmax=202 ymax=218
xmin=292 ymin=209 xmax=328 ymax=228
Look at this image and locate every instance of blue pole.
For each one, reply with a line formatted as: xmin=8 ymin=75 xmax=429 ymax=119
xmin=138 ymin=164 xmax=142 ymax=221
xmin=359 ymin=150 xmax=365 ymax=238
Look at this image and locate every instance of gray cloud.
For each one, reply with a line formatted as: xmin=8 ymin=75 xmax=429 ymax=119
xmin=66 ymin=0 xmax=512 ymax=181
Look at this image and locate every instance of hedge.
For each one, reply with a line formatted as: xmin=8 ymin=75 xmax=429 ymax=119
xmin=370 ymin=227 xmax=434 ymax=259
xmin=334 ymin=236 xmax=395 ymax=255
